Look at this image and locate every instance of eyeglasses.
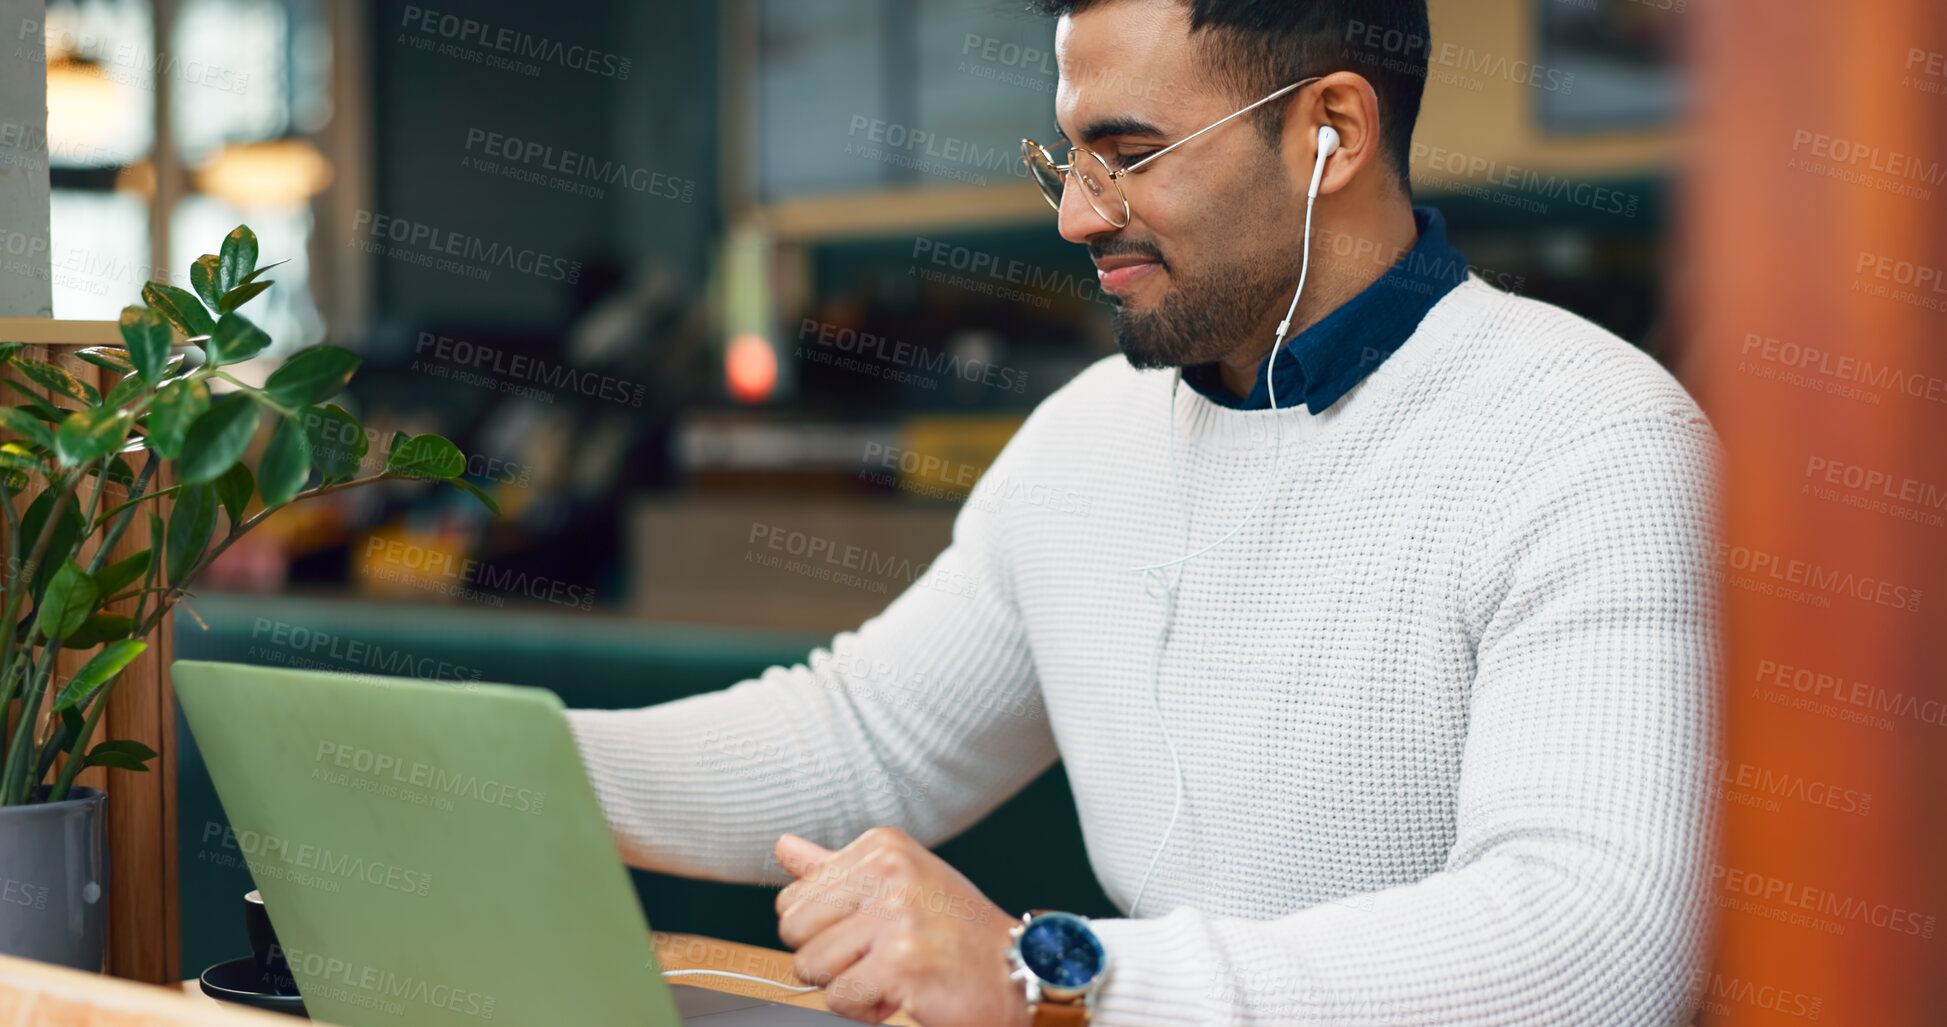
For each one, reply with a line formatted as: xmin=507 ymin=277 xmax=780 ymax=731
xmin=1020 ymin=77 xmax=1320 ymax=229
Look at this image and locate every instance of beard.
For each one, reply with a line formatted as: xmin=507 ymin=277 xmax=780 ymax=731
xmin=1103 ymin=239 xmax=1305 ymax=370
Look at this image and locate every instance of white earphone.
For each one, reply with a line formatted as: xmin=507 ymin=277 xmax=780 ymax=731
xmin=1123 ymin=124 xmax=1338 ymax=919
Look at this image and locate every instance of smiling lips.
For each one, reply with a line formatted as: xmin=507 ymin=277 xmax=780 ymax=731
xmin=1094 ymin=255 xmax=1162 ymax=292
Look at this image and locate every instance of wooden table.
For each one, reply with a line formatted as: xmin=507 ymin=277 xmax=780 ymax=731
xmin=176 ymin=932 xmax=919 ymax=1025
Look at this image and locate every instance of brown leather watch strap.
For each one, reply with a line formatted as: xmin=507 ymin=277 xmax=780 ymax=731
xmin=1029 ymin=1002 xmax=1092 ymax=1026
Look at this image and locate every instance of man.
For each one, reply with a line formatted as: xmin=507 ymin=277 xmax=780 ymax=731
xmin=567 ymin=1 xmax=1720 ymax=1023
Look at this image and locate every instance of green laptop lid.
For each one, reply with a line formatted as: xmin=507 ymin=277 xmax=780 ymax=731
xmin=173 ymin=659 xmax=682 ymax=1027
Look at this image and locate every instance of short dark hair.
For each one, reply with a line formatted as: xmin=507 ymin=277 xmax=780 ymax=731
xmin=1028 ymin=0 xmax=1428 ymax=186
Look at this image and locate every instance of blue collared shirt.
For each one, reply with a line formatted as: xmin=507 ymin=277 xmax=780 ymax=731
xmin=1182 ymin=206 xmax=1470 ymax=412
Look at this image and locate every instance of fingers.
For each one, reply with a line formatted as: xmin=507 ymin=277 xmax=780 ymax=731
xmin=789 ymin=910 xmax=877 ymax=998
xmin=775 ymin=832 xmax=834 ymax=878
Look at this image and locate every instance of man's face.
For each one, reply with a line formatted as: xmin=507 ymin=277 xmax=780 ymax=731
xmin=1053 ymin=0 xmax=1302 ymax=369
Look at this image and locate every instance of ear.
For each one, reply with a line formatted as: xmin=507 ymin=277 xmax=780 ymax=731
xmin=1278 ymin=71 xmax=1385 ymax=198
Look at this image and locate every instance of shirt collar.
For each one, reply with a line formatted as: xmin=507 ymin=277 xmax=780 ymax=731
xmin=1181 ymin=205 xmax=1469 ymax=412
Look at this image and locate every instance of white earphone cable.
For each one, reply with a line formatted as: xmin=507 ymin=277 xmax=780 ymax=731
xmin=1124 ymin=151 xmax=1325 ymax=919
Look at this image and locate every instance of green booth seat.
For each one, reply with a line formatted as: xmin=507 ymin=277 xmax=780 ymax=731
xmin=174 ymin=593 xmax=1115 ymax=977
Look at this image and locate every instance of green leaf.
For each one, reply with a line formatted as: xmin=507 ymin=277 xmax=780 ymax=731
xmin=449 ymin=477 xmax=502 ymax=516
xmin=94 ymin=549 xmax=153 ymax=598
xmin=0 ymin=341 xmax=21 ymax=364
xmin=214 ymin=463 xmax=254 ymax=524
xmin=62 ymin=610 xmax=136 ymax=649
xmin=14 ymin=358 xmax=98 ymax=405
xmin=53 ymin=641 xmax=147 ymax=711
xmin=165 ymin=482 xmax=217 ymax=587
xmin=190 ymin=254 xmax=223 ymax=311
xmin=54 ymin=406 xmax=133 ymax=467
xmin=204 ymin=311 xmax=272 ymax=365
xmin=103 ymin=371 xmax=146 ymax=409
xmin=142 ymin=282 xmax=216 ymax=338
xmin=265 ymin=346 xmax=359 ymax=408
xmin=20 ymin=490 xmax=84 ymax=596
xmin=0 ymin=380 xmax=63 ymax=421
xmin=177 ymin=394 xmax=259 ymax=483
xmin=238 ymin=258 xmax=289 ymax=286
xmin=33 ymin=560 xmax=99 ymax=642
xmin=144 ymin=378 xmax=210 ymax=460
xmin=386 ymin=434 xmax=464 ymax=479
xmin=218 ymin=226 xmax=258 ymax=294
xmin=0 ymin=441 xmax=44 ymax=476
xmin=0 ymin=406 xmax=56 ymax=449
xmin=387 ymin=430 xmax=407 ymax=464
xmin=117 ymin=305 xmax=173 ymax=385
xmin=76 ymin=347 xmax=135 ymax=375
xmin=303 ymin=404 xmax=367 ymax=481
xmin=257 ymin=415 xmax=310 ymax=507
xmin=84 ymin=750 xmax=155 ymax=772
xmin=217 ymin=280 xmax=273 ymax=315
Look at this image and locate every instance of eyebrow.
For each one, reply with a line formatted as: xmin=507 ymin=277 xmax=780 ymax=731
xmin=1058 ymin=114 xmax=1169 ymax=146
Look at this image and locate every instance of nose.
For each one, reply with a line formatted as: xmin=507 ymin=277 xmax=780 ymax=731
xmin=1056 ymin=170 xmax=1120 ymax=244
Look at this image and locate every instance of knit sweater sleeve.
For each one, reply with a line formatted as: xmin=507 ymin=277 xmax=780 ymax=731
xmin=1085 ymin=409 xmax=1723 ymax=1026
xmin=561 ymin=439 xmax=1055 ymax=886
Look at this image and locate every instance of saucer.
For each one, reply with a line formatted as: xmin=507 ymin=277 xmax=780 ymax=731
xmin=199 ymin=956 xmax=308 ymax=1017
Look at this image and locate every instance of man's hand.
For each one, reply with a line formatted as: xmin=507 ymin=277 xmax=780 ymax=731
xmin=774 ymin=827 xmax=1030 ymax=1027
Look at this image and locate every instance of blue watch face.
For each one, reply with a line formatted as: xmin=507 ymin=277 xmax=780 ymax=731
xmin=1020 ymin=914 xmax=1105 ymax=988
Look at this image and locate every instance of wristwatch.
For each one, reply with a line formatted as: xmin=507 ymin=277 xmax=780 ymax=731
xmin=1007 ymin=909 xmax=1109 ymax=1026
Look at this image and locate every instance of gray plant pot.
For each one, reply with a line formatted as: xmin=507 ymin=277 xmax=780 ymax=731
xmin=0 ymin=786 xmax=109 ymax=971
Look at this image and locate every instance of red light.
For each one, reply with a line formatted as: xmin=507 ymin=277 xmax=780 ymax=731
xmin=725 ymin=332 xmax=777 ymax=403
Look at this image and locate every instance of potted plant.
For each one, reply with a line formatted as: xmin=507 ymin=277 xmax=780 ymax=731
xmin=0 ymin=226 xmax=492 ymax=970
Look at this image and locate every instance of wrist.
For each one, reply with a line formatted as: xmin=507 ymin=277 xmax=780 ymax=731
xmin=1007 ymin=910 xmax=1109 ymax=1026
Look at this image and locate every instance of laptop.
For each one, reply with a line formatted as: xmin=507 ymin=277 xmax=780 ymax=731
xmin=174 ymin=658 xmax=850 ymax=1025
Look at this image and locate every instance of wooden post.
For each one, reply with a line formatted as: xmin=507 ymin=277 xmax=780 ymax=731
xmin=0 ymin=320 xmax=178 ymax=986
xmin=1685 ymin=1 xmax=1947 ymax=1022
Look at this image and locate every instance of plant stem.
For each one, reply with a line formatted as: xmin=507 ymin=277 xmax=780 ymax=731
xmin=86 ymin=453 xmax=158 ymax=575
xmin=134 ymin=472 xmax=396 ymax=638
xmin=44 ymin=675 xmax=109 ymax=803
xmin=1 ymin=632 xmax=65 ymax=804
xmin=0 ymin=473 xmax=80 ymax=796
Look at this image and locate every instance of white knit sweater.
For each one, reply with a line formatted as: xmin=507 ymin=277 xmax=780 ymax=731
xmin=566 ymin=277 xmax=1722 ymax=1026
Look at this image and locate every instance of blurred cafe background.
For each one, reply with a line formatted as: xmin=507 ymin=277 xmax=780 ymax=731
xmin=11 ymin=0 xmax=1943 ymax=1021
